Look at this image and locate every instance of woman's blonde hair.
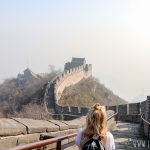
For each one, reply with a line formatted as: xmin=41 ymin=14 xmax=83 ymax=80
xmin=80 ymin=103 xmax=107 ymax=148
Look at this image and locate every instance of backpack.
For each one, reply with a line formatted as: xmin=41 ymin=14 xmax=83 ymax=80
xmin=82 ymin=136 xmax=105 ymax=150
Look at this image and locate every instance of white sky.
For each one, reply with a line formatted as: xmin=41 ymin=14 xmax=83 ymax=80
xmin=0 ymin=0 xmax=150 ymax=101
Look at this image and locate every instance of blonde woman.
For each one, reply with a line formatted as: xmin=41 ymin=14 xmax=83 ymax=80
xmin=75 ymin=103 xmax=115 ymax=150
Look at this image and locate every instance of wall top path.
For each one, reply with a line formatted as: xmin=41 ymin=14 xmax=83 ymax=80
xmin=0 ymin=111 xmax=116 ymax=149
xmin=0 ymin=110 xmax=114 ymax=138
xmin=62 ymin=117 xmax=86 ymax=129
xmin=49 ymin=120 xmax=69 ymax=131
xmin=0 ymin=117 xmax=85 ymax=137
xmin=13 ymin=118 xmax=59 ymax=134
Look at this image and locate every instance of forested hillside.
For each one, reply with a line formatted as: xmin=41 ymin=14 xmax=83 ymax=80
xmin=0 ymin=70 xmax=126 ymax=119
xmin=60 ymin=78 xmax=127 ymax=107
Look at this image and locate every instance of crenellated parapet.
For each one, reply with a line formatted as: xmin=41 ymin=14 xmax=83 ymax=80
xmin=43 ymin=57 xmax=150 ymax=138
xmin=43 ymin=57 xmax=150 ymax=139
xmin=53 ymin=63 xmax=92 ymax=114
xmin=43 ymin=58 xmax=92 ymax=115
xmin=107 ymin=101 xmax=144 ymax=122
xmin=107 ymin=96 xmax=150 ymax=139
xmin=54 ymin=64 xmax=92 ymax=101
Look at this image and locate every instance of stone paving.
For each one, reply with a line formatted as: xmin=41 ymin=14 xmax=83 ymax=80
xmin=112 ymin=122 xmax=149 ymax=150
xmin=65 ymin=122 xmax=149 ymax=150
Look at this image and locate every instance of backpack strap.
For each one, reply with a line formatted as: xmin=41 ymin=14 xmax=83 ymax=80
xmin=94 ymin=139 xmax=105 ymax=150
xmin=94 ymin=136 xmax=105 ymax=150
xmin=83 ymin=135 xmax=105 ymax=150
xmin=83 ymin=137 xmax=94 ymax=146
xmin=94 ymin=139 xmax=101 ymax=148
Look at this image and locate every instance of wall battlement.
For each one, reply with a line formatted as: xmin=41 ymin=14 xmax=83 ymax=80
xmin=0 ymin=110 xmax=116 ymax=149
xmin=43 ymin=58 xmax=92 ymax=115
xmin=54 ymin=64 xmax=92 ymax=101
xmin=107 ymin=96 xmax=150 ymax=139
xmin=43 ymin=58 xmax=150 ymax=140
xmin=107 ymin=102 xmax=142 ymax=117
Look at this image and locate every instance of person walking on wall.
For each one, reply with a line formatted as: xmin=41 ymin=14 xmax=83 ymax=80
xmin=75 ymin=103 xmax=115 ymax=150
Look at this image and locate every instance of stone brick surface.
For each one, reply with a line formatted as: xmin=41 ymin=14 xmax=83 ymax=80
xmin=0 ymin=119 xmax=26 ymax=136
xmin=17 ymin=133 xmax=40 ymax=145
xmin=62 ymin=116 xmax=86 ymax=129
xmin=118 ymin=104 xmax=127 ymax=115
xmin=62 ymin=120 xmax=81 ymax=129
xmin=80 ymin=107 xmax=89 ymax=116
xmin=0 ymin=136 xmax=18 ymax=149
xmin=49 ymin=120 xmax=69 ymax=130
xmin=46 ymin=130 xmax=70 ymax=137
xmin=141 ymin=100 xmax=146 ymax=114
xmin=70 ymin=107 xmax=79 ymax=115
xmin=108 ymin=106 xmax=117 ymax=112
xmin=51 ymin=60 xmax=92 ymax=115
xmin=0 ymin=111 xmax=117 ymax=149
xmin=13 ymin=118 xmax=59 ymax=134
xmin=129 ymin=103 xmax=141 ymax=115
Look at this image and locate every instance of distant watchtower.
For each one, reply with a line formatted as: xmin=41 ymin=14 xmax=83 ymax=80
xmin=64 ymin=57 xmax=86 ymax=70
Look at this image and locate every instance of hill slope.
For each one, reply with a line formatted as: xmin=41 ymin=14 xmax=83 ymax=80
xmin=0 ymin=72 xmax=126 ymax=119
xmin=0 ymin=69 xmax=60 ymax=118
xmin=59 ymin=78 xmax=127 ymax=107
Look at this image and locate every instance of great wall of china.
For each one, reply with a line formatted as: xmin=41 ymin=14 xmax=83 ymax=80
xmin=1 ymin=98 xmax=150 ymax=149
xmin=0 ymin=58 xmax=150 ymax=149
xmin=43 ymin=58 xmax=92 ymax=116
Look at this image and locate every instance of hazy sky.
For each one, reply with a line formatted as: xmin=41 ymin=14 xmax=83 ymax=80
xmin=0 ymin=0 xmax=150 ymax=101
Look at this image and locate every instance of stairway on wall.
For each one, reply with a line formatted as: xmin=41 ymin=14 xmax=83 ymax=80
xmin=112 ymin=122 xmax=149 ymax=150
xmin=43 ymin=81 xmax=56 ymax=114
xmin=64 ymin=122 xmax=149 ymax=150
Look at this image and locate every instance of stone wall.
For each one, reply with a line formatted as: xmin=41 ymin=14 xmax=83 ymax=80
xmin=142 ymin=96 xmax=150 ymax=138
xmin=42 ymin=58 xmax=150 ymax=140
xmin=107 ymin=96 xmax=150 ymax=140
xmin=0 ymin=110 xmax=115 ymax=149
xmin=43 ymin=62 xmax=92 ymax=115
xmin=106 ymin=97 xmax=150 ymax=139
xmin=54 ymin=65 xmax=92 ymax=114
xmin=107 ymin=103 xmax=141 ymax=114
xmin=54 ymin=65 xmax=92 ymax=101
xmin=141 ymin=100 xmax=146 ymax=115
xmin=107 ymin=102 xmax=142 ymax=123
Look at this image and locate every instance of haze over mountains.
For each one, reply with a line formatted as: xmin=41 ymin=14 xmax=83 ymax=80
xmin=130 ymin=94 xmax=147 ymax=103
xmin=1 ymin=1 xmax=150 ymax=101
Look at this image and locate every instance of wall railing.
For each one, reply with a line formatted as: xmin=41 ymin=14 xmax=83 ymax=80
xmin=141 ymin=114 xmax=150 ymax=138
xmin=7 ymin=133 xmax=76 ymax=150
xmin=6 ymin=113 xmax=118 ymax=150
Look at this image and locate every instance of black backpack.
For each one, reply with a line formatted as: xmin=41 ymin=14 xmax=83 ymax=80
xmin=82 ymin=136 xmax=105 ymax=150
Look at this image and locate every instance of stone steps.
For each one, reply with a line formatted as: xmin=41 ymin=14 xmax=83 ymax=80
xmin=112 ymin=122 xmax=149 ymax=150
xmin=65 ymin=122 xmax=149 ymax=150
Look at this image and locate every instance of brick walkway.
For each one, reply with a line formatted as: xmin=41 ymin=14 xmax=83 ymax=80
xmin=112 ymin=122 xmax=149 ymax=150
xmin=65 ymin=122 xmax=149 ymax=150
